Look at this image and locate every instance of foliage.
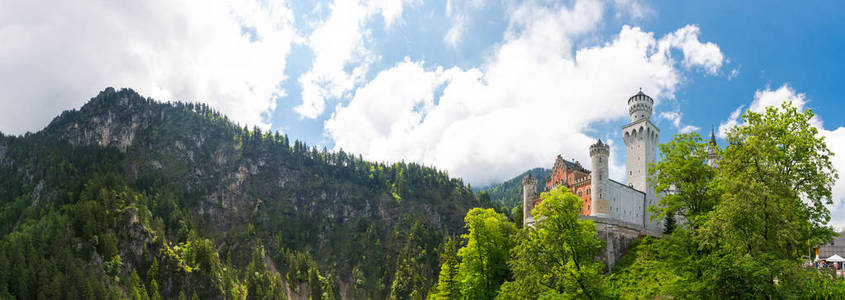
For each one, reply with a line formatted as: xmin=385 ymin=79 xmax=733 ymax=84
xmin=479 ymin=168 xmax=550 ymax=208
xmin=430 ymin=238 xmax=460 ymax=300
xmin=610 ymin=101 xmax=843 ymax=299
xmin=455 ymin=208 xmax=516 ymax=300
xmin=0 ymin=87 xmax=485 ymax=299
xmin=649 ymin=132 xmax=719 ymax=229
xmin=691 ymin=102 xmax=835 ymax=297
xmin=498 ymin=187 xmax=605 ymax=300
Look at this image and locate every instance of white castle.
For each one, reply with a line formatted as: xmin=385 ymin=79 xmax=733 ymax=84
xmin=523 ymin=90 xmax=671 ymax=231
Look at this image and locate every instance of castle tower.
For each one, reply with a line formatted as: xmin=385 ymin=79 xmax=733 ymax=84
xmin=622 ymin=90 xmax=660 ymax=229
xmin=707 ymin=127 xmax=718 ymax=168
xmin=522 ymin=174 xmax=538 ymax=227
xmin=622 ymin=90 xmax=658 ymax=193
xmin=590 ymin=139 xmax=610 ymax=217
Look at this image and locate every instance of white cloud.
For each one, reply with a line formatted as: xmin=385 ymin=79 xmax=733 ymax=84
xmin=659 ymin=111 xmax=699 ymax=133
xmin=717 ymin=105 xmax=744 ymax=139
xmin=613 ymin=0 xmax=654 ymax=20
xmin=717 ymin=84 xmax=845 ymax=229
xmin=294 ymin=0 xmax=413 ymax=119
xmin=659 ymin=25 xmax=724 ymax=75
xmin=660 ymin=112 xmax=682 ymax=127
xmin=0 ymin=0 xmax=296 ymax=134
xmin=719 ymin=84 xmax=809 ymax=138
xmin=325 ymin=0 xmax=725 ymax=186
xmin=728 ymin=67 xmax=740 ymax=80
xmin=444 ymin=14 xmax=467 ymax=48
xmin=679 ymin=125 xmax=700 ymax=134
xmin=749 ymin=84 xmax=808 ymax=113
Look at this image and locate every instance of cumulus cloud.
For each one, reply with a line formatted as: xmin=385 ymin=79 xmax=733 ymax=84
xmin=0 ymin=0 xmax=296 ymax=134
xmin=325 ymin=0 xmax=725 ymax=186
xmin=717 ymin=84 xmax=845 ymax=229
xmin=659 ymin=111 xmax=699 ymax=133
xmin=659 ymin=25 xmax=724 ymax=75
xmin=718 ymin=84 xmax=808 ymax=138
xmin=294 ymin=0 xmax=414 ymax=119
xmin=717 ymin=105 xmax=744 ymax=139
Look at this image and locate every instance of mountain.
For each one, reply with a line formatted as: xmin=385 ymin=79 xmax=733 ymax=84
xmin=479 ymin=168 xmax=550 ymax=210
xmin=0 ymin=88 xmax=492 ymax=299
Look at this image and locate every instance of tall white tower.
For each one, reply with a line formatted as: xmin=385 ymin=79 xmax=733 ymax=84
xmin=590 ymin=139 xmax=610 ymax=217
xmin=622 ymin=90 xmax=660 ymax=228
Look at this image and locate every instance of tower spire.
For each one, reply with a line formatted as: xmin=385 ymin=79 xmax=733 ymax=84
xmin=707 ymin=125 xmax=719 ymax=168
xmin=710 ymin=125 xmax=717 ymax=145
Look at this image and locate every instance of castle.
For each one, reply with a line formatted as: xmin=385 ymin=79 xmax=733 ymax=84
xmin=522 ymin=90 xmax=664 ymax=231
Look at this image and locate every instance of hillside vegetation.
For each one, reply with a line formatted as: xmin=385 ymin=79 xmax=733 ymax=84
xmin=0 ymin=88 xmax=495 ymax=299
xmin=478 ymin=168 xmax=549 ymax=209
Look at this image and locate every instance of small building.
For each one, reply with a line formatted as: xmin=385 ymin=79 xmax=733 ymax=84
xmin=817 ymin=232 xmax=845 ymax=259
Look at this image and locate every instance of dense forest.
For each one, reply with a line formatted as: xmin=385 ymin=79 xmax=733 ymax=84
xmin=478 ymin=168 xmax=549 ymax=209
xmin=0 ymin=88 xmax=501 ymax=299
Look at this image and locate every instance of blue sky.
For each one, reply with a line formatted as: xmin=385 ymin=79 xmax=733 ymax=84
xmin=1 ymin=0 xmax=844 ymax=228
xmin=274 ymin=0 xmax=845 ymax=149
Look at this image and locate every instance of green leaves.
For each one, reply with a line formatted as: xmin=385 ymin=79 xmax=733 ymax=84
xmin=615 ymin=100 xmax=842 ymax=298
xmin=456 ymin=208 xmax=517 ymax=300
xmin=498 ymin=187 xmax=605 ymax=300
xmin=649 ymin=132 xmax=718 ymax=229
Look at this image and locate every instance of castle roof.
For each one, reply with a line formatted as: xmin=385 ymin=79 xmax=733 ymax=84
xmin=554 ymin=155 xmax=589 ymax=173
xmin=627 ymin=90 xmax=654 ymax=104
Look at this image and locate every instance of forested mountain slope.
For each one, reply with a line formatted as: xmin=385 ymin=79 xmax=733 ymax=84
xmin=479 ymin=168 xmax=549 ymax=209
xmin=0 ymin=87 xmax=492 ymax=299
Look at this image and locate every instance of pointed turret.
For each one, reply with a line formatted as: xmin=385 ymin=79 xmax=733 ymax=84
xmin=710 ymin=127 xmax=717 ymax=146
xmin=707 ymin=126 xmax=718 ymax=167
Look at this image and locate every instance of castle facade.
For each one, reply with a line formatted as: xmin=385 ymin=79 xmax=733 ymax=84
xmin=523 ymin=91 xmax=662 ymax=231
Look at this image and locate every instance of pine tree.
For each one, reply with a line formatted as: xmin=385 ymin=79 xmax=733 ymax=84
xmin=431 ymin=238 xmax=460 ymax=299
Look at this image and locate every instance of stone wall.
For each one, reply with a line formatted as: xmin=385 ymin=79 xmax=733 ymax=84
xmin=583 ymin=215 xmax=661 ymax=271
xmin=606 ymin=180 xmax=645 ymax=226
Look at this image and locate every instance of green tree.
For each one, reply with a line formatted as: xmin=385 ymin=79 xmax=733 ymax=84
xmin=699 ymin=101 xmax=838 ymax=297
xmin=498 ymin=187 xmax=605 ymax=299
xmin=510 ymin=206 xmax=523 ymax=230
xmin=430 ymin=238 xmax=460 ymax=299
xmin=456 ymin=208 xmax=516 ymax=300
xmin=649 ymin=132 xmax=719 ymax=229
xmin=148 ymin=279 xmax=162 ymax=300
xmin=614 ymin=101 xmax=842 ymax=298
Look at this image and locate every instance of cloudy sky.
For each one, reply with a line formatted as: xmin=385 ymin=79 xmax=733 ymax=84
xmin=1 ymin=0 xmax=844 ymax=228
